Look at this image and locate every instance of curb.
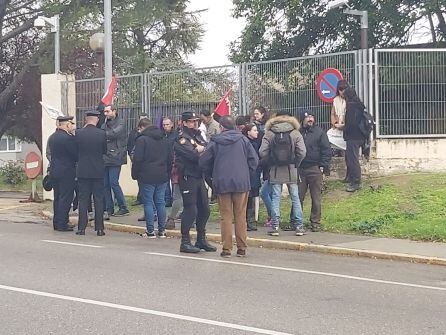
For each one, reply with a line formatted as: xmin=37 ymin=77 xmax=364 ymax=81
xmin=40 ymin=211 xmax=446 ymax=266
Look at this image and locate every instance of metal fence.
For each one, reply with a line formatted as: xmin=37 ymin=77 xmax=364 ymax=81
xmin=375 ymin=49 xmax=446 ymax=138
xmin=62 ymin=48 xmax=446 ymax=138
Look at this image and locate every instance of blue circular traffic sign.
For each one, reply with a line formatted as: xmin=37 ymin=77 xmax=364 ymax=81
xmin=316 ymin=68 xmax=344 ymax=103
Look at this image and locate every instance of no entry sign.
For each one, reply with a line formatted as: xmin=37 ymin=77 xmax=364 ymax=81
xmin=24 ymin=151 xmax=42 ymax=179
xmin=316 ymin=68 xmax=344 ymax=103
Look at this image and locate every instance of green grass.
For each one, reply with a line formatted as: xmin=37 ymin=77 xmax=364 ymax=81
xmin=0 ymin=173 xmax=42 ymax=192
xmin=210 ymin=173 xmax=446 ymax=242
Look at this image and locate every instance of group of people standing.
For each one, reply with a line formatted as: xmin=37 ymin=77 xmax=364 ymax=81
xmin=47 ymin=80 xmax=369 ymax=258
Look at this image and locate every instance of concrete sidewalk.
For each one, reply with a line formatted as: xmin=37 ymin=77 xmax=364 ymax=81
xmin=70 ymin=208 xmax=446 ymax=266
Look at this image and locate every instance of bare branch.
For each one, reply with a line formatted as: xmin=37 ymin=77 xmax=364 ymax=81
xmin=0 ymin=16 xmax=36 ymax=45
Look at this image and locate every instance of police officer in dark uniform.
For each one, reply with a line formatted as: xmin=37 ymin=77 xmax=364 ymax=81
xmin=75 ymin=110 xmax=107 ymax=236
xmin=174 ymin=111 xmax=217 ymax=253
xmin=48 ymin=115 xmax=78 ymax=231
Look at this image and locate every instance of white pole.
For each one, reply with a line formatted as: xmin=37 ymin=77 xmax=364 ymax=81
xmin=54 ymin=15 xmax=60 ymax=73
xmin=104 ymin=0 xmax=113 ymax=91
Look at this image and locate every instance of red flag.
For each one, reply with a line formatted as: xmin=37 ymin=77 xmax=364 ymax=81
xmin=214 ymin=89 xmax=232 ymax=116
xmin=101 ymin=75 xmax=116 ymax=105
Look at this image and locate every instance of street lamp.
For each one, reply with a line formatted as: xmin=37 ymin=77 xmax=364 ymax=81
xmin=104 ymin=0 xmax=113 ymax=92
xmin=327 ymin=0 xmax=368 ymax=49
xmin=34 ymin=15 xmax=60 ymax=73
xmin=89 ymin=32 xmax=105 ymax=77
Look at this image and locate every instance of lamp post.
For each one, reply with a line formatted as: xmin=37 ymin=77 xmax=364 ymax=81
xmin=34 ymin=15 xmax=60 ymax=73
xmin=344 ymin=9 xmax=368 ymax=49
xmin=89 ymin=32 xmax=105 ymax=78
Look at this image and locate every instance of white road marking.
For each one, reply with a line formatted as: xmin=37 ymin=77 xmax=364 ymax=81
xmin=41 ymin=240 xmax=103 ymax=249
xmin=146 ymin=252 xmax=446 ymax=292
xmin=0 ymin=284 xmax=292 ymax=335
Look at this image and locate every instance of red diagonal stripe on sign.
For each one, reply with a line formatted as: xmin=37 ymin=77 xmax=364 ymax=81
xmin=320 ymin=76 xmax=337 ymax=93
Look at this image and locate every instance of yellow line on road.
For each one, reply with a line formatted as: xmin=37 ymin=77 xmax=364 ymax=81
xmin=0 ymin=204 xmax=28 ymax=212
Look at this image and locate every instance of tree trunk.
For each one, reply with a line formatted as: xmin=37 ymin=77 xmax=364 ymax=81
xmin=428 ymin=13 xmax=437 ymax=43
xmin=435 ymin=11 xmax=446 ymax=41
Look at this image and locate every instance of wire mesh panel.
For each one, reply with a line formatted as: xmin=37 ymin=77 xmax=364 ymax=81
xmin=375 ymin=49 xmax=446 ymax=138
xmin=244 ymin=52 xmax=358 ymax=131
xmin=147 ymin=65 xmax=241 ymax=124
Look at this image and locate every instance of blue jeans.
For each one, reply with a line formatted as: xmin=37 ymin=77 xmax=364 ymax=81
xmin=140 ymin=182 xmax=168 ymax=233
xmin=260 ymin=180 xmax=272 ymax=218
xmin=165 ymin=181 xmax=173 ymax=207
xmin=104 ymin=166 xmax=127 ymax=214
xmin=270 ymin=183 xmax=303 ymax=228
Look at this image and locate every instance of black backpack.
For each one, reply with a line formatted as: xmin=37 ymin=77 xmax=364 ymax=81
xmin=359 ymin=108 xmax=375 ymax=138
xmin=270 ymin=130 xmax=294 ymax=166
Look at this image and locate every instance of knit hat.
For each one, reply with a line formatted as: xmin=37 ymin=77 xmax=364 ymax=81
xmin=298 ymin=109 xmax=313 ymax=123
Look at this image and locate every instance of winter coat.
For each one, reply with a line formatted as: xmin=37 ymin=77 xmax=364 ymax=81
xmin=131 ymin=126 xmax=172 ymax=184
xmin=299 ymin=124 xmax=332 ymax=171
xmin=205 ymin=118 xmax=221 ymax=141
xmin=199 ymin=130 xmax=259 ymax=195
xmin=102 ymin=116 xmax=128 ymax=166
xmin=259 ymin=115 xmax=306 ymax=184
xmin=247 ymin=137 xmax=262 ymax=196
xmin=344 ymin=101 xmax=367 ymax=141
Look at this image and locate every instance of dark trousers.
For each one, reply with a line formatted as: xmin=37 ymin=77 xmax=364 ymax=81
xmin=179 ymin=176 xmax=210 ymax=238
xmin=298 ymin=166 xmax=323 ymax=225
xmin=73 ymin=181 xmax=93 ymax=212
xmin=78 ymin=178 xmax=104 ymax=231
xmin=52 ymin=176 xmax=75 ymax=230
xmin=246 ymin=196 xmax=256 ymax=224
xmin=345 ymin=139 xmax=364 ymax=185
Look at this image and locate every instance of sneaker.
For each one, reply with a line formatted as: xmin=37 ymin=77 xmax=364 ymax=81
xmin=113 ymin=209 xmax=130 ymax=217
xmin=268 ymin=227 xmax=279 ymax=236
xmin=220 ymin=250 xmax=231 ymax=258
xmin=146 ymin=231 xmax=157 ymax=239
xmin=158 ymin=231 xmax=167 ymax=238
xmin=311 ymin=223 xmax=322 ymax=232
xmin=295 ymin=225 xmax=306 ymax=236
xmin=236 ymin=249 xmax=246 ymax=257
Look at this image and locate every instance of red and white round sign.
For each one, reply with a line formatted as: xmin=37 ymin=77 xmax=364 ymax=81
xmin=24 ymin=152 xmax=42 ymax=179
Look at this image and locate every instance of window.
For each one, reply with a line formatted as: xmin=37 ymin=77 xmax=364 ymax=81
xmin=0 ymin=136 xmax=22 ymax=153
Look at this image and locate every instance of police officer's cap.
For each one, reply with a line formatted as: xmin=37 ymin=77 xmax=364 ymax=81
xmin=85 ymin=110 xmax=101 ymax=117
xmin=56 ymin=115 xmax=74 ymax=122
xmin=181 ymin=111 xmax=200 ymax=121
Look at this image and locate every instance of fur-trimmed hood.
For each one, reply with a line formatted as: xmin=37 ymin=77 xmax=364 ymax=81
xmin=265 ymin=115 xmax=300 ymax=133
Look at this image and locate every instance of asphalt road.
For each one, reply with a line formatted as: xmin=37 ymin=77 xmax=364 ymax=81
xmin=1 ymin=219 xmax=446 ymax=335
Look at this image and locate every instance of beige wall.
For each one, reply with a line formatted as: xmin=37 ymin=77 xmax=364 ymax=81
xmin=41 ymin=74 xmax=75 ymax=200
xmin=119 ymin=159 xmax=139 ymax=196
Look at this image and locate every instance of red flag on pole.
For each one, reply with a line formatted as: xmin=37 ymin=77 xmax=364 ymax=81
xmin=214 ymin=89 xmax=232 ymax=116
xmin=101 ymin=74 xmax=116 ymax=106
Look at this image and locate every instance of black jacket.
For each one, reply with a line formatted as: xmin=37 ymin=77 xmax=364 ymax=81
xmin=75 ymin=125 xmax=107 ymax=179
xmin=174 ymin=127 xmax=206 ymax=178
xmin=127 ymin=128 xmax=139 ymax=157
xmin=299 ymin=125 xmax=332 ymax=170
xmin=102 ymin=116 xmax=128 ymax=166
xmin=344 ymin=101 xmax=367 ymax=141
xmin=48 ymin=129 xmax=77 ymax=179
xmin=131 ymin=126 xmax=172 ymax=184
xmin=199 ymin=130 xmax=258 ymax=194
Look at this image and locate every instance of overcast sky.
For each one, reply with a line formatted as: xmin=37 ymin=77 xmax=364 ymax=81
xmin=186 ymin=0 xmax=245 ymax=68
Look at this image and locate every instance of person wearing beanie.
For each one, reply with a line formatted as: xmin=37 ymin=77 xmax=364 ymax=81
xmin=199 ymin=116 xmax=259 ymax=258
xmin=259 ymin=110 xmax=306 ymax=237
xmin=297 ymin=109 xmax=331 ymax=232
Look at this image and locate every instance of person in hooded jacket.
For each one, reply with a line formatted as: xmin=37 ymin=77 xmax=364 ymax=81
xmin=199 ymin=116 xmax=258 ymax=258
xmin=131 ymin=118 xmax=172 ymax=238
xmin=242 ymin=123 xmax=262 ymax=231
xmin=259 ymin=110 xmax=306 ymax=237
xmin=298 ymin=109 xmax=332 ymax=232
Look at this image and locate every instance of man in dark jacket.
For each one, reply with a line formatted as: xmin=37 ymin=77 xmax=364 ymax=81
xmin=298 ymin=110 xmax=332 ymax=232
xmin=174 ymin=111 xmax=216 ymax=253
xmin=75 ymin=110 xmax=107 ymax=236
xmin=199 ymin=116 xmax=258 ymax=258
xmin=48 ymin=115 xmax=78 ymax=231
xmin=162 ymin=116 xmax=178 ymax=208
xmin=132 ymin=118 xmax=172 ymax=238
xmin=102 ymin=105 xmax=129 ymax=217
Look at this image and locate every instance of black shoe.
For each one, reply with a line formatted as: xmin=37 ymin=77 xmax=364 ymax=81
xmin=311 ymin=224 xmax=322 ymax=232
xmin=346 ymin=183 xmax=361 ymax=192
xmin=220 ymin=250 xmax=231 ymax=258
xmin=236 ymin=249 xmax=246 ymax=257
xmin=113 ymin=209 xmax=130 ymax=217
xmin=56 ymin=227 xmax=73 ymax=232
xmin=75 ymin=230 xmax=85 ymax=235
xmin=180 ymin=240 xmax=200 ymax=253
xmin=97 ymin=230 xmax=105 ymax=236
xmin=132 ymin=200 xmax=142 ymax=206
xmin=247 ymin=222 xmax=258 ymax=231
xmin=195 ymin=239 xmax=217 ymax=252
xmin=68 ymin=224 xmax=75 ymax=229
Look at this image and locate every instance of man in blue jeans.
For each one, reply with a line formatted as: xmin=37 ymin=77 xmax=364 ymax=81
xmin=102 ymin=105 xmax=129 ymax=218
xmin=131 ymin=118 xmax=172 ymax=238
xmin=259 ymin=110 xmax=307 ymax=236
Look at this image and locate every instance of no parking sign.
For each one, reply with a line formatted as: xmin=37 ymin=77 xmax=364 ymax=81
xmin=316 ymin=68 xmax=344 ymax=103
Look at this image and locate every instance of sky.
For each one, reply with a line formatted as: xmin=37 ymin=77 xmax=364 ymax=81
xmin=186 ymin=0 xmax=245 ymax=68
